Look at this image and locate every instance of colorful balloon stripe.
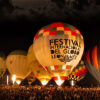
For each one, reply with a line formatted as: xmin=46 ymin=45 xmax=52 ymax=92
xmin=34 ymin=22 xmax=83 ymax=40
xmin=45 ymin=65 xmax=72 ymax=71
xmin=67 ymin=60 xmax=87 ymax=81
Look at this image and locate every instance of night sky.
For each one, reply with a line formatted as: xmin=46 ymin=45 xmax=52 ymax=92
xmin=0 ymin=0 xmax=100 ymax=56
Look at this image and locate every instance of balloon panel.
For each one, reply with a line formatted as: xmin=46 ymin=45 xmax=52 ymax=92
xmin=34 ymin=22 xmax=83 ymax=40
xmin=34 ymin=34 xmax=84 ymax=67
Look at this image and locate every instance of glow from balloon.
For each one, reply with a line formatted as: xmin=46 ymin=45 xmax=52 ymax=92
xmin=55 ymin=75 xmax=64 ymax=86
xmin=41 ymin=80 xmax=48 ymax=86
xmin=16 ymin=80 xmax=21 ymax=85
xmin=12 ymin=75 xmax=16 ymax=85
xmin=7 ymin=75 xmax=9 ymax=85
xmin=71 ymin=80 xmax=75 ymax=86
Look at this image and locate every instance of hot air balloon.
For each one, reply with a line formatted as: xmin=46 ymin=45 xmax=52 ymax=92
xmin=6 ymin=50 xmax=31 ymax=84
xmin=34 ymin=65 xmax=51 ymax=86
xmin=67 ymin=60 xmax=87 ymax=86
xmin=27 ymin=44 xmax=51 ymax=86
xmin=0 ymin=52 xmax=6 ymax=78
xmin=26 ymin=72 xmax=36 ymax=85
xmin=85 ymin=45 xmax=100 ymax=83
xmin=33 ymin=22 xmax=84 ymax=86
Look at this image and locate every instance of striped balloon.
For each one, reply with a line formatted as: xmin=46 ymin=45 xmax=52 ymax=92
xmin=33 ymin=22 xmax=84 ymax=86
xmin=85 ymin=45 xmax=100 ymax=83
xmin=67 ymin=60 xmax=87 ymax=81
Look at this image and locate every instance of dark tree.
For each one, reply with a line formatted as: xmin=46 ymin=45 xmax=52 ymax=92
xmin=76 ymin=0 xmax=89 ymax=10
xmin=51 ymin=0 xmax=66 ymax=8
xmin=0 ymin=0 xmax=14 ymax=11
xmin=96 ymin=0 xmax=100 ymax=5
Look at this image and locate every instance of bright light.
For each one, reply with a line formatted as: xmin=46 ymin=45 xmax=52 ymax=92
xmin=16 ymin=80 xmax=21 ymax=85
xmin=41 ymin=80 xmax=48 ymax=86
xmin=7 ymin=75 xmax=9 ymax=85
xmin=71 ymin=80 xmax=75 ymax=86
xmin=55 ymin=75 xmax=64 ymax=86
xmin=12 ymin=75 xmax=16 ymax=85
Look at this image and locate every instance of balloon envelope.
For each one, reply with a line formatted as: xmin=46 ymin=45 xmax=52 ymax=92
xmin=85 ymin=45 xmax=100 ymax=83
xmin=6 ymin=50 xmax=31 ymax=83
xmin=33 ymin=22 xmax=84 ymax=86
xmin=27 ymin=44 xmax=51 ymax=85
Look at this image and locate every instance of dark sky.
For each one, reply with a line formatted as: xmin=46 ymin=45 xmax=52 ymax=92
xmin=0 ymin=0 xmax=100 ymax=56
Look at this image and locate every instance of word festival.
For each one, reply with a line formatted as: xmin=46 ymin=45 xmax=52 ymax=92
xmin=49 ymin=39 xmax=81 ymax=62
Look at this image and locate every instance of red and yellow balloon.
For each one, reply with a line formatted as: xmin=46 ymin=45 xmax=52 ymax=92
xmin=85 ymin=45 xmax=100 ymax=83
xmin=33 ymin=22 xmax=84 ymax=86
xmin=67 ymin=60 xmax=87 ymax=81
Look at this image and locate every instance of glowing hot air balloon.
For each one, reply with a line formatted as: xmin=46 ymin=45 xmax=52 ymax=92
xmin=35 ymin=66 xmax=51 ymax=86
xmin=85 ymin=45 xmax=100 ymax=83
xmin=67 ymin=60 xmax=87 ymax=86
xmin=6 ymin=50 xmax=31 ymax=84
xmin=27 ymin=44 xmax=51 ymax=86
xmin=33 ymin=22 xmax=84 ymax=86
xmin=0 ymin=52 xmax=6 ymax=78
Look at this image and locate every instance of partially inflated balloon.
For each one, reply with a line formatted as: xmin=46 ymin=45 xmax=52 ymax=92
xmin=6 ymin=50 xmax=31 ymax=83
xmin=0 ymin=52 xmax=6 ymax=78
xmin=33 ymin=22 xmax=84 ymax=86
xmin=67 ymin=60 xmax=87 ymax=81
xmin=85 ymin=45 xmax=100 ymax=83
xmin=27 ymin=44 xmax=51 ymax=85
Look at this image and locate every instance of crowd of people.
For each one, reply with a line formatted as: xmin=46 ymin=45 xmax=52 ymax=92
xmin=0 ymin=85 xmax=100 ymax=100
